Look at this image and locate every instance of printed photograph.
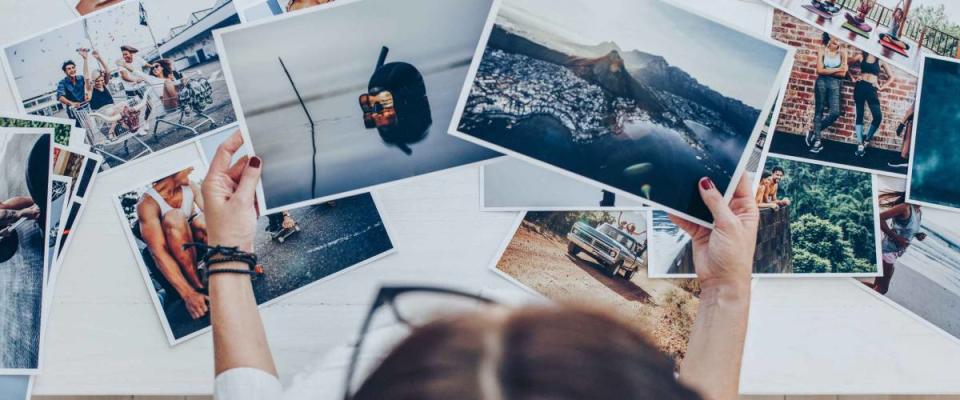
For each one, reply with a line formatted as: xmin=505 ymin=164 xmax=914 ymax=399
xmin=763 ymin=0 xmax=960 ymax=73
xmin=452 ymin=0 xmax=792 ymax=226
xmin=0 ymin=376 xmax=31 ymax=400
xmin=861 ymin=176 xmax=960 ymax=340
xmin=768 ymin=10 xmax=919 ymax=176
xmin=907 ymin=55 xmax=960 ymax=211
xmin=115 ymin=163 xmax=395 ymax=344
xmin=54 ymin=156 xmax=101 ymax=267
xmin=3 ymin=0 xmax=241 ymax=169
xmin=651 ymin=155 xmax=880 ymax=277
xmin=483 ymin=158 xmax=644 ymax=210
xmin=47 ymin=176 xmax=71 ymax=277
xmin=0 ymin=113 xmax=74 ymax=147
xmin=0 ymin=129 xmax=52 ymax=373
xmin=493 ymin=210 xmax=703 ymax=360
xmin=482 ymin=100 xmax=786 ymax=211
xmin=69 ymin=0 xmax=127 ymax=16
xmin=217 ymin=0 xmax=501 ymax=213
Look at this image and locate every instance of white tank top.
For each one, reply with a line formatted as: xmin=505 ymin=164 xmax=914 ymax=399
xmin=145 ymin=186 xmax=195 ymax=217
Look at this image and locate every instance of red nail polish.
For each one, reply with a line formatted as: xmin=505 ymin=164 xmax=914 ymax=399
xmin=249 ymin=156 xmax=261 ymax=168
xmin=699 ymin=178 xmax=714 ymax=190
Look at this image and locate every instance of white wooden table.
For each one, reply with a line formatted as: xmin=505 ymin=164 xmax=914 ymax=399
xmin=2 ymin=0 xmax=959 ymax=396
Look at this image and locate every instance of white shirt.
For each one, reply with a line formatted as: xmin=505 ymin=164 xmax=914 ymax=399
xmin=214 ymin=324 xmax=408 ymax=400
xmin=120 ymin=55 xmax=150 ymax=92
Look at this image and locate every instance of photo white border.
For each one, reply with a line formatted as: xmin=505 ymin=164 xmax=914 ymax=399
xmin=446 ymin=0 xmax=796 ymax=228
xmin=849 ymin=278 xmax=960 ymax=347
xmin=762 ymin=1 xmax=932 ymax=76
xmin=0 ymin=127 xmax=54 ymax=375
xmin=0 ymin=0 xmax=243 ymax=176
xmin=50 ymin=150 xmax=103 ymax=290
xmin=111 ymin=160 xmax=399 ymax=346
xmin=213 ymin=0 xmax=506 ymax=215
xmin=478 ymin=160 xmax=652 ymax=212
xmin=904 ymin=53 xmax=960 ymax=213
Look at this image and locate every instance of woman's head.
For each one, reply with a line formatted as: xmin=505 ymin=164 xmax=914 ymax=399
xmin=352 ymin=306 xmax=702 ymax=400
xmin=879 ymin=191 xmax=907 ymax=208
xmin=152 ymin=60 xmax=174 ymax=79
xmin=893 ymin=7 xmax=904 ymax=21
xmin=93 ymin=70 xmax=107 ymax=89
xmin=821 ymin=32 xmax=840 ymax=51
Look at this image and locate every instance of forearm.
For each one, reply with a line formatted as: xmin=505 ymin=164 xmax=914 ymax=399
xmin=149 ymin=249 xmax=198 ymax=296
xmin=210 ymin=261 xmax=276 ymax=376
xmin=679 ymin=283 xmax=751 ymax=400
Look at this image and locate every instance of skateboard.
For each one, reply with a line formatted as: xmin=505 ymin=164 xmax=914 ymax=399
xmin=802 ymin=1 xmax=840 ymax=19
xmin=270 ymin=224 xmax=301 ymax=243
xmin=879 ymin=35 xmax=910 ymax=57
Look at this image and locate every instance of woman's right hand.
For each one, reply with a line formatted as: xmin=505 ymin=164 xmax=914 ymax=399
xmin=670 ymin=175 xmax=759 ymax=293
xmin=202 ymin=131 xmax=261 ymax=253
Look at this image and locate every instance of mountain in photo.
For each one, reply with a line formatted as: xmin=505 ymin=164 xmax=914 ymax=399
xmin=486 ymin=15 xmax=761 ymax=138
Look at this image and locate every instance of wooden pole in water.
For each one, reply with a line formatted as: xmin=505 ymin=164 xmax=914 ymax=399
xmin=278 ymin=57 xmax=317 ymax=199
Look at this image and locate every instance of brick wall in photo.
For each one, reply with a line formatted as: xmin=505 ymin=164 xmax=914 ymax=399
xmin=772 ymin=10 xmax=917 ymax=151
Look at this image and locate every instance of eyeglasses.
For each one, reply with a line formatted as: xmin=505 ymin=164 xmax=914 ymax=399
xmin=342 ymin=286 xmax=497 ymax=400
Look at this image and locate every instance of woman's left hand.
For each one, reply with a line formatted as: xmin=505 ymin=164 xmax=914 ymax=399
xmin=202 ymin=131 xmax=261 ymax=252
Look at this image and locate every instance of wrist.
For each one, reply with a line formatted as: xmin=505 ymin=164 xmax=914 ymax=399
xmin=699 ymin=279 xmax=751 ymax=307
xmin=207 ymin=236 xmax=253 ymax=253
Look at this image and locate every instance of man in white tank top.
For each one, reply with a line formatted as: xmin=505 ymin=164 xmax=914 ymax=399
xmin=136 ymin=167 xmax=209 ymax=320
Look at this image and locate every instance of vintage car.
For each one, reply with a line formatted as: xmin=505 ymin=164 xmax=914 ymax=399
xmin=566 ymin=221 xmax=646 ymax=280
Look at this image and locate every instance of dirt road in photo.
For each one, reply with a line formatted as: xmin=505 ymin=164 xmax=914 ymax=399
xmin=497 ymin=222 xmax=699 ymax=359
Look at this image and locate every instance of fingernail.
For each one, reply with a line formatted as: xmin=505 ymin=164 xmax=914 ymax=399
xmin=699 ymin=177 xmax=714 ymax=191
xmin=249 ymin=156 xmax=261 ymax=168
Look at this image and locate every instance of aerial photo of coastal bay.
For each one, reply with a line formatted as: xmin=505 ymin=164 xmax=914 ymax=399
xmin=454 ymin=0 xmax=791 ymax=224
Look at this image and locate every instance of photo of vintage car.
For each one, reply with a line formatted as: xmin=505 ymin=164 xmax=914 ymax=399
xmin=567 ymin=221 xmax=646 ymax=280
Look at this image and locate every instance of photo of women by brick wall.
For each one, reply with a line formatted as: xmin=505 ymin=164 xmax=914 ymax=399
xmin=768 ymin=10 xmax=918 ymax=176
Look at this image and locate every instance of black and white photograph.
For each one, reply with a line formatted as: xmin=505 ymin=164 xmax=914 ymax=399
xmin=907 ymin=54 xmax=960 ymax=212
xmin=450 ymin=0 xmax=793 ymax=226
xmin=216 ymin=0 xmax=502 ymax=213
xmin=0 ymin=128 xmax=52 ymax=374
xmin=2 ymin=0 xmax=241 ymax=170
xmin=114 ymin=161 xmax=396 ymax=344
xmin=482 ymin=157 xmax=644 ymax=210
xmin=650 ymin=155 xmax=881 ymax=277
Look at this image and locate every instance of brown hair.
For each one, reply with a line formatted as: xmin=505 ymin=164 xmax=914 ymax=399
xmin=353 ymin=306 xmax=702 ymax=400
xmin=879 ymin=191 xmax=907 ymax=209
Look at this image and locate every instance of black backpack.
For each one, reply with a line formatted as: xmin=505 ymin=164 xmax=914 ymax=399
xmin=359 ymin=46 xmax=432 ymax=154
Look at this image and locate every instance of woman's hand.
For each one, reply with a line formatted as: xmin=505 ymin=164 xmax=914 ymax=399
xmin=202 ymin=131 xmax=261 ymax=253
xmin=669 ymin=175 xmax=759 ymax=293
